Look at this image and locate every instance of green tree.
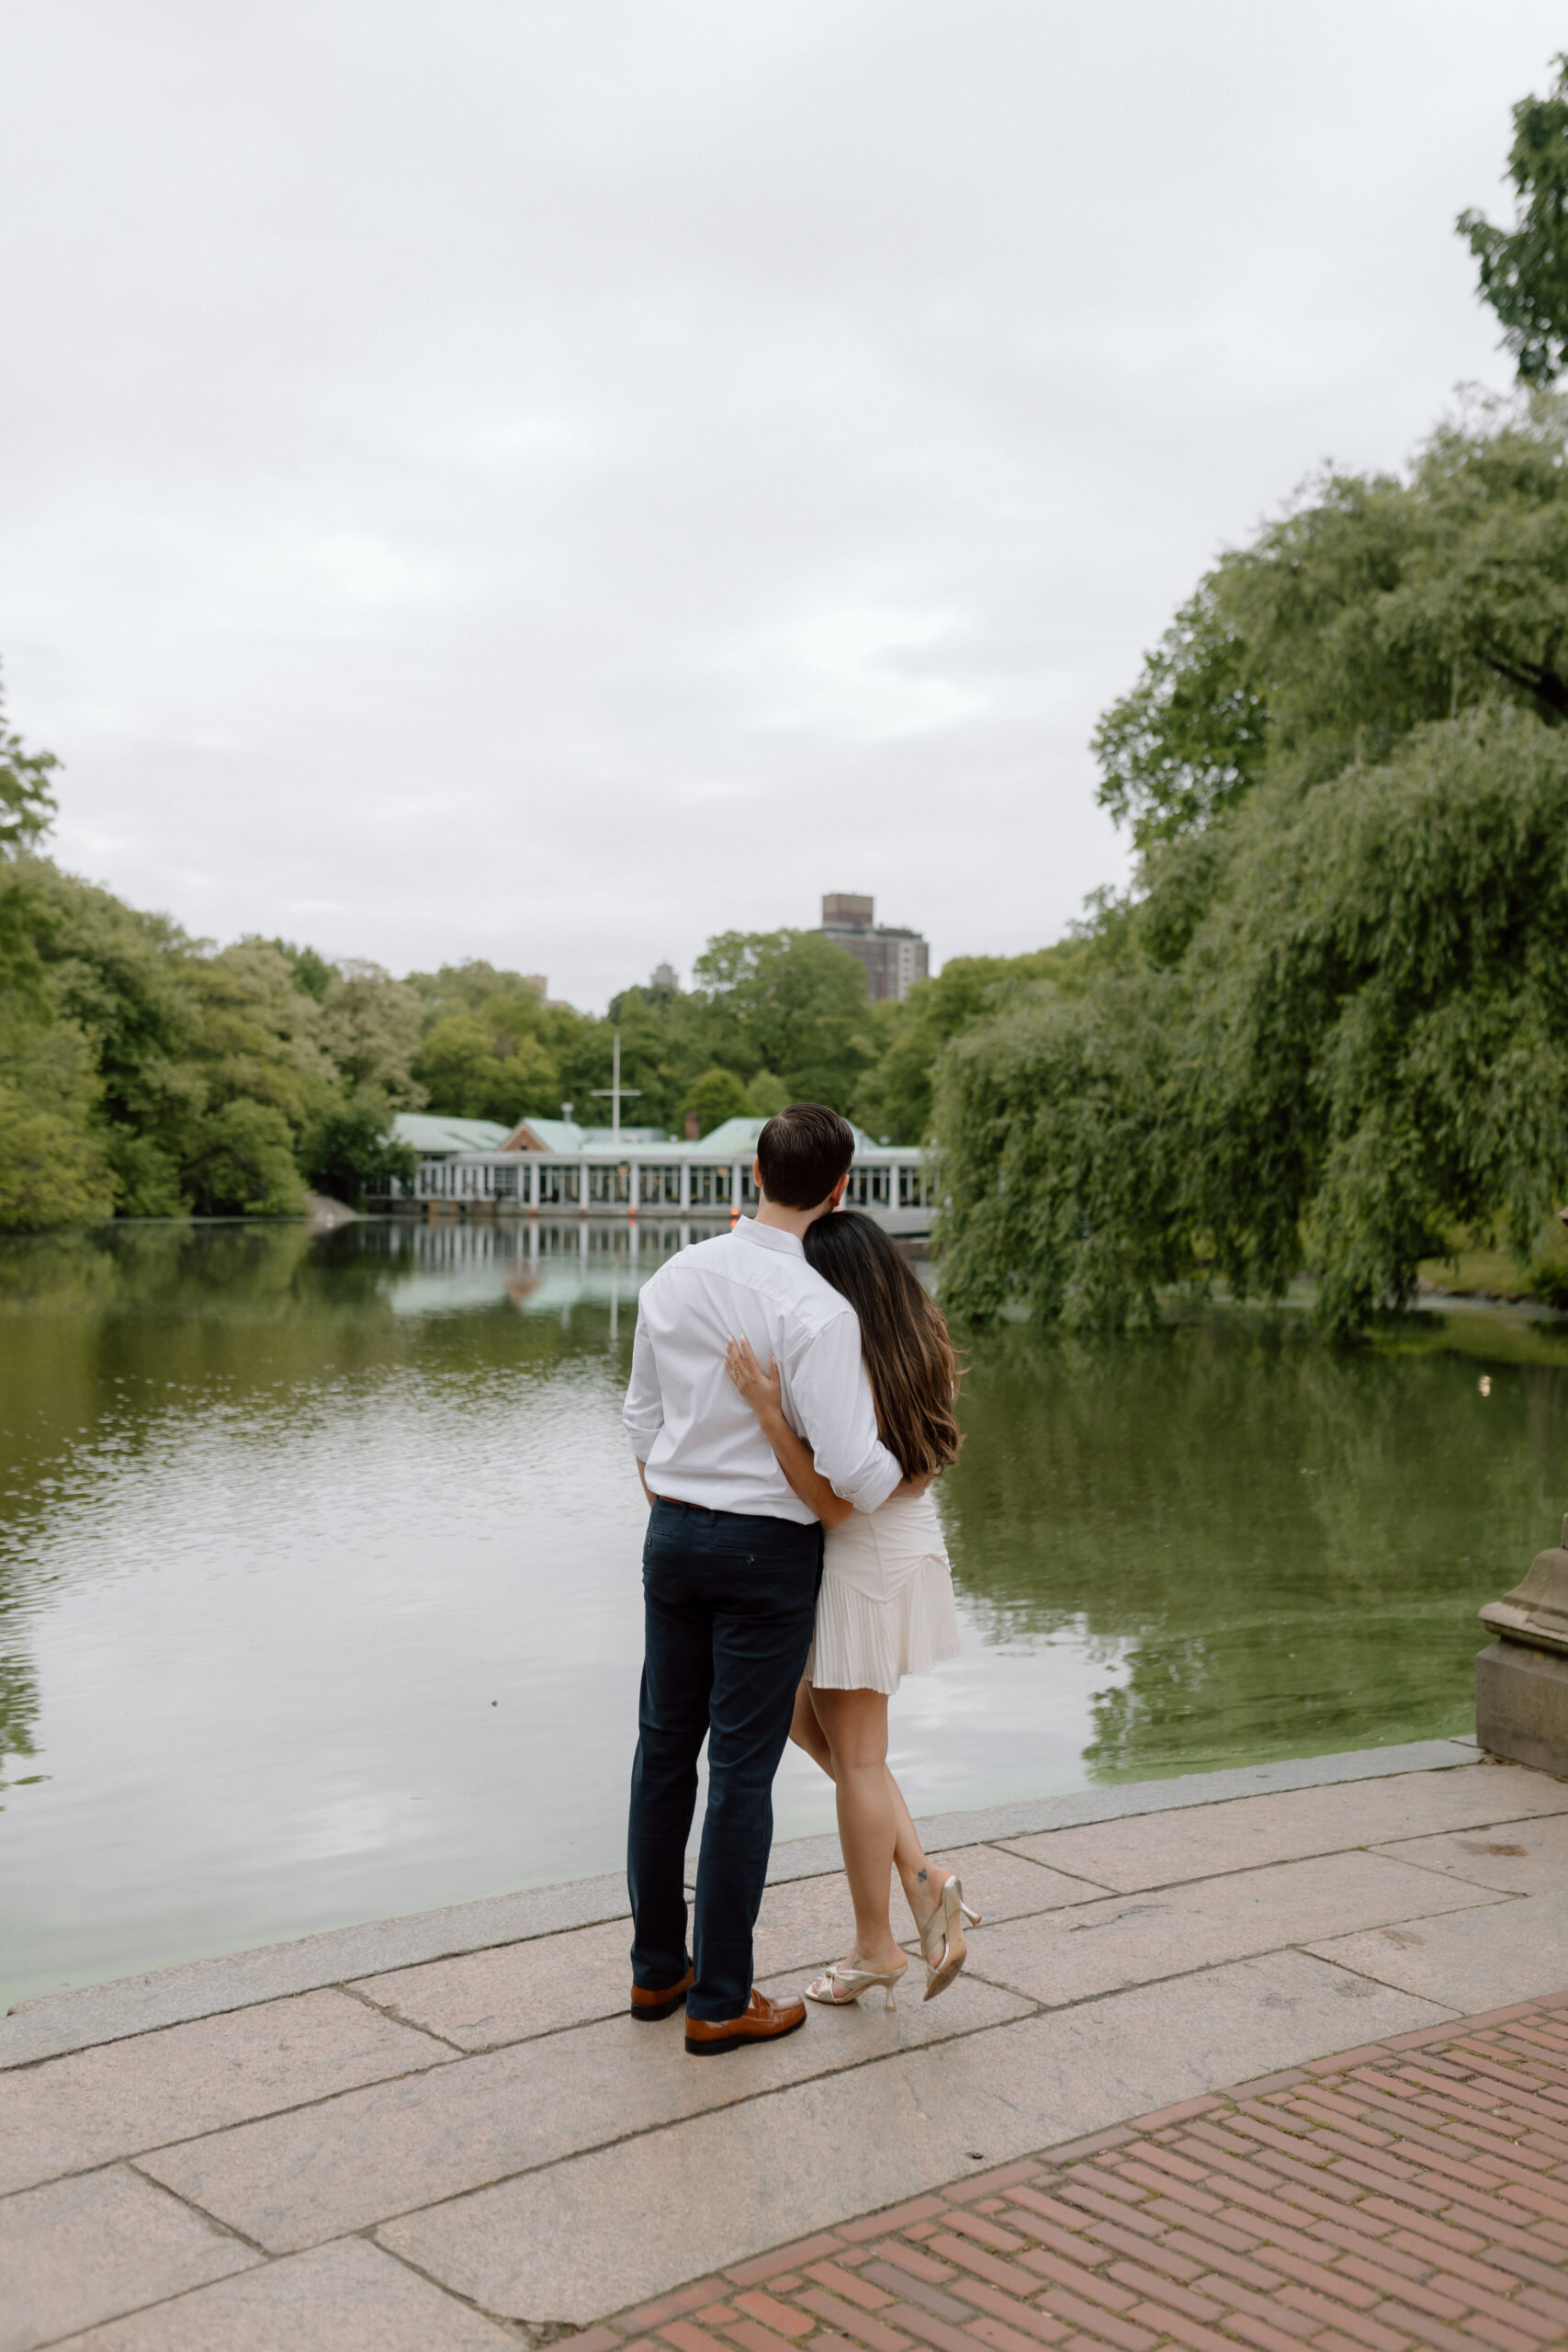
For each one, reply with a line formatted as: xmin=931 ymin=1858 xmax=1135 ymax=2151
xmin=681 ymin=1067 xmax=755 ymax=1136
xmin=408 ymin=962 xmax=602 ymax=1122
xmin=934 ymin=969 xmax=1192 ymax=1332
xmin=413 ymin=1014 xmax=502 ymax=1116
xmin=302 ymin=1099 xmax=418 ymax=1205
xmin=15 ymin=870 xmax=352 ymax=1221
xmin=852 ymin=948 xmax=1091 ymax=1144
xmin=314 ymin=960 xmax=424 ymax=1104
xmin=272 ymin=940 xmax=334 ymax=1002
xmin=0 ymin=669 xmax=57 ymax=855
xmin=1091 ymin=585 xmax=1269 ymax=851
xmin=1089 ymin=396 xmax=1568 ymax=864
xmin=186 ymin=1098 xmax=308 ymax=1216
xmin=1460 ymin=54 xmax=1568 ymax=387
xmin=0 ymin=692 xmax=111 ymax=1230
xmin=693 ymin=930 xmax=876 ymax=1111
xmin=404 ymin=959 xmax=546 ymax=1023
xmin=22 ymin=862 xmax=202 ymax=1216
xmin=0 ymin=1004 xmax=112 ymax=1230
xmin=943 ymin=400 xmax=1568 ymax=1340
xmin=0 ymin=679 xmax=58 ymax=997
xmin=179 ymin=940 xmax=337 ymax=1135
xmin=1181 ymin=705 xmax=1568 ymax=1337
xmin=412 ymin=1011 xmax=560 ymax=1124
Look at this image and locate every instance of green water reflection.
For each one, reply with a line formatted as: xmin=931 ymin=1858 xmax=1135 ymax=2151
xmin=1 ymin=1220 xmax=1562 ymax=2001
xmin=942 ymin=1313 xmax=1567 ymax=1779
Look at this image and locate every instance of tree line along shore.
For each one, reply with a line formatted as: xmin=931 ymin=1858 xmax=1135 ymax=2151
xmin=9 ymin=63 xmax=1568 ymax=1340
xmin=0 ymin=782 xmax=1067 ymax=1235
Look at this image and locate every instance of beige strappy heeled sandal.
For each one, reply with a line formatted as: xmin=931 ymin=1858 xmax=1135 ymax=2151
xmin=805 ymin=1957 xmax=908 ymax=2012
xmin=920 ymin=1874 xmax=980 ymax=2001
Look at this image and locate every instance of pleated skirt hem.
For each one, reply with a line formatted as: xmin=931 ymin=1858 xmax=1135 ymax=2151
xmin=806 ymin=1555 xmax=961 ymax=1695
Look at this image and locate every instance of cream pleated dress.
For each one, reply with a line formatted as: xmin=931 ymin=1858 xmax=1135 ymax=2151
xmin=806 ymin=1485 xmax=961 ymax=1694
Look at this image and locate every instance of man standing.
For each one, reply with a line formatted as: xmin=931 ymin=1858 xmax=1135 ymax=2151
xmin=623 ymin=1103 xmax=904 ymax=2054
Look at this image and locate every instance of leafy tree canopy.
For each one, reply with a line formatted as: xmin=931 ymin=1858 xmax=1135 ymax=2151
xmin=943 ymin=399 xmax=1568 ymax=1339
xmin=4 ymin=852 xmax=428 ymax=1224
xmin=1460 ymin=54 xmax=1568 ymax=387
xmin=1092 ymin=396 xmax=1568 ymax=854
xmin=852 ymin=947 xmax=1092 ymax=1144
xmin=681 ymin=1067 xmax=755 ymax=1136
xmin=692 ymin=929 xmax=877 ymax=1110
xmin=1090 ymin=585 xmax=1268 ymax=851
xmin=413 ymin=1012 xmax=561 ymax=1125
xmin=0 ymin=669 xmax=57 ymax=857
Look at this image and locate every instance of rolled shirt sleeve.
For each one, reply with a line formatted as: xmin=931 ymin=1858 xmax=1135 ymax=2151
xmin=791 ymin=1309 xmax=903 ymax=1516
xmin=623 ymin=1306 xmax=664 ymax=1461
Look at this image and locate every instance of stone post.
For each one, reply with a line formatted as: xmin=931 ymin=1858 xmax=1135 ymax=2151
xmin=1475 ymin=1515 xmax=1568 ymax=1779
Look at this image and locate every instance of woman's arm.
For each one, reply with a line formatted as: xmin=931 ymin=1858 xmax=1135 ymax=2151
xmin=725 ymin=1339 xmax=855 ymax=1527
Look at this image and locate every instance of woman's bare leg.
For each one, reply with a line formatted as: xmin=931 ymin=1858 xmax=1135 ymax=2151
xmin=887 ymin=1776 xmax=951 ymax=1936
xmin=795 ymin=1681 xmax=952 ymax=1939
xmin=788 ymin=1679 xmax=834 ymax=1774
xmin=809 ymin=1687 xmax=904 ymax=1973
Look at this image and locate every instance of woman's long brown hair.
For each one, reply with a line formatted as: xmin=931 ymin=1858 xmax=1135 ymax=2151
xmin=803 ymin=1211 xmax=962 ymax=1479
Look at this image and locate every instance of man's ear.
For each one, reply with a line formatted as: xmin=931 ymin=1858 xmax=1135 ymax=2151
xmin=829 ymin=1173 xmax=849 ymax=1207
xmin=752 ymin=1155 xmax=764 ymax=1197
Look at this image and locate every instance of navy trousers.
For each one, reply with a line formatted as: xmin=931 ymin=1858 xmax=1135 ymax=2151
xmin=627 ymin=1498 xmax=822 ymax=2022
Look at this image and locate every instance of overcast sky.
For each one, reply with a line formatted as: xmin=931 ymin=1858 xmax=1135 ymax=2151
xmin=1 ymin=3 xmax=1561 ymax=1009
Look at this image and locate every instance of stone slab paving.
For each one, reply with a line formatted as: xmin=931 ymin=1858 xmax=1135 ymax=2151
xmin=5 ymin=1747 xmax=1568 ymax=2349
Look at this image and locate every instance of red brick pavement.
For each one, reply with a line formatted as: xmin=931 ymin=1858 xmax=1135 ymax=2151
xmin=579 ymin=1993 xmax=1568 ymax=2352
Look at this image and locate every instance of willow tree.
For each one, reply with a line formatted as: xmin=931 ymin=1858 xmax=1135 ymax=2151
xmin=936 ymin=400 xmax=1568 ymax=1338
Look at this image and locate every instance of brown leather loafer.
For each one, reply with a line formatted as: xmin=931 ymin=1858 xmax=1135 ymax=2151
xmin=684 ymin=1987 xmax=807 ymax=2056
xmin=630 ymin=1965 xmax=694 ymax=2022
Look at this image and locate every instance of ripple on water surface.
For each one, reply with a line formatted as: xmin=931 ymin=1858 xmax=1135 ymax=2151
xmin=1 ymin=1218 xmax=1560 ymax=2007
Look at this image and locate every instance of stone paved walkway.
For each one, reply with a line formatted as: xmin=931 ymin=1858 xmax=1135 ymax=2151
xmin=6 ymin=1742 xmax=1568 ymax=2350
xmin=589 ymin=1994 xmax=1568 ymax=2352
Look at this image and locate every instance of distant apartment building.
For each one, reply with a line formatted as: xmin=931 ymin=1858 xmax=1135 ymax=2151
xmin=815 ymin=894 xmax=930 ymax=1003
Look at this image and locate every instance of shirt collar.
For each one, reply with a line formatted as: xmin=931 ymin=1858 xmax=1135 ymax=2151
xmin=734 ymin=1217 xmax=805 ymax=1259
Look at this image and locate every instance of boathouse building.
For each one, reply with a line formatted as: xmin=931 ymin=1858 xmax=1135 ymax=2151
xmin=379 ymin=1114 xmax=937 ymax=1236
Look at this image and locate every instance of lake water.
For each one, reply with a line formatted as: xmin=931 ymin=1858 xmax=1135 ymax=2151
xmin=3 ymin=1216 xmax=1563 ymax=2012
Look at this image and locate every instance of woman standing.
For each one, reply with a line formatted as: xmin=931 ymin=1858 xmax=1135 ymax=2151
xmin=725 ymin=1212 xmax=978 ymax=2007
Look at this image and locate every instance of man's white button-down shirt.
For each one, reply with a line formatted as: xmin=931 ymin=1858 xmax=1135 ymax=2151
xmin=622 ymin=1218 xmax=904 ymax=1522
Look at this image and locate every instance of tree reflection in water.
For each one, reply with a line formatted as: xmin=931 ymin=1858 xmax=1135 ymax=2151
xmin=940 ymin=1311 xmax=1568 ymax=1781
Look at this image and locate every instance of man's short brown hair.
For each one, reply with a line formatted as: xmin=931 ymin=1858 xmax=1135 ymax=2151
xmin=755 ymin=1103 xmax=856 ymax=1209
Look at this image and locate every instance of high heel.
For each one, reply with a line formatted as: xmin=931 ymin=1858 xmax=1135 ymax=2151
xmin=805 ymin=1958 xmax=908 ymax=2013
xmin=920 ymin=1875 xmax=970 ymax=2002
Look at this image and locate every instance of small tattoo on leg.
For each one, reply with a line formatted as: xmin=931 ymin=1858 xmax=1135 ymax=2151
xmin=917 ymin=1869 xmax=928 ymax=1883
